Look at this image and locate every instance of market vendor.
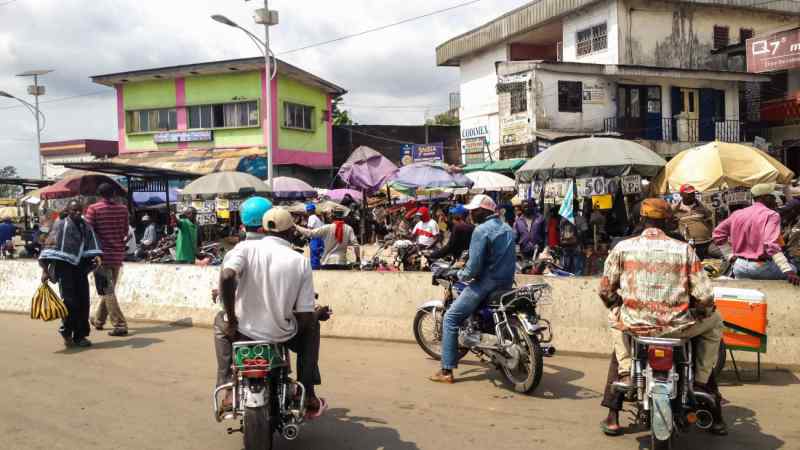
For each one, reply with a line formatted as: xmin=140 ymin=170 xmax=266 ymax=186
xmin=306 ymin=203 xmax=324 ymax=270
xmin=672 ymin=184 xmax=714 ymax=260
xmin=175 ymin=207 xmax=201 ymax=264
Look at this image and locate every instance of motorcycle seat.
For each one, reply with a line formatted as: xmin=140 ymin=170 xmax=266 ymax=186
xmin=486 ymin=288 xmax=517 ymax=305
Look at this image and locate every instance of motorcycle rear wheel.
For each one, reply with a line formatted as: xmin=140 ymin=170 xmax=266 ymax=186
xmin=499 ymin=320 xmax=544 ymax=394
xmin=243 ymin=406 xmax=273 ymax=450
xmin=413 ymin=308 xmax=468 ymax=361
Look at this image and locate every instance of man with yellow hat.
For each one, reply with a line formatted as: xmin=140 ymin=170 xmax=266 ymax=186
xmin=713 ymin=183 xmax=800 ymax=285
xmin=598 ymin=198 xmax=726 ymax=436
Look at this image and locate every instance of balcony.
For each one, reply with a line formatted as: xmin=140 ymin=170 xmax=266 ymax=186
xmin=603 ymin=117 xmax=761 ymax=143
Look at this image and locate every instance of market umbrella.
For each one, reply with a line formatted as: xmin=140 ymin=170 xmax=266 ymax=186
xmin=465 ymin=171 xmax=516 ymax=193
xmin=390 ymin=162 xmax=474 ymax=190
xmin=323 ymin=188 xmax=363 ymax=202
xmin=284 ymin=200 xmax=350 ymax=216
xmin=337 ymin=146 xmax=399 ymax=194
xmin=651 ymin=141 xmax=795 ymax=193
xmin=182 ymin=171 xmax=267 ymax=196
xmin=266 ymin=176 xmax=316 ymax=200
xmin=39 ymin=174 xmax=126 ymax=200
xmin=515 ymin=137 xmax=667 ymax=182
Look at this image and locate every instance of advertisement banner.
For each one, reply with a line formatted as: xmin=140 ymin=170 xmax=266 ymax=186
xmin=412 ymin=142 xmax=444 ymax=163
xmin=747 ymin=27 xmax=800 ymax=73
xmin=154 ymin=130 xmax=213 ymax=144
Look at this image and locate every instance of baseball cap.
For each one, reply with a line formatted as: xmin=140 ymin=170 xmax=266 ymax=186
xmin=464 ymin=194 xmax=497 ymax=211
xmin=305 ymin=203 xmax=316 ymax=213
xmin=448 ymin=204 xmax=467 ymax=216
xmin=262 ymin=208 xmax=294 ymax=232
xmin=679 ymin=184 xmax=696 ymax=194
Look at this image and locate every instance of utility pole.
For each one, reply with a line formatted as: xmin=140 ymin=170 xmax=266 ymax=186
xmin=259 ymin=0 xmax=275 ymax=185
xmin=16 ymin=70 xmax=52 ymax=179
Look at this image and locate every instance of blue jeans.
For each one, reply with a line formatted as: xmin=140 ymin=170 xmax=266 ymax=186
xmin=441 ymin=279 xmax=512 ymax=370
xmin=309 ymin=238 xmax=323 ymax=270
xmin=561 ymin=246 xmax=585 ymax=276
xmin=733 ymin=257 xmax=795 ymax=280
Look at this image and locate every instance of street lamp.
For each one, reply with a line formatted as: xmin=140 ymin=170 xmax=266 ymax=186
xmin=212 ymin=2 xmax=279 ymax=185
xmin=15 ymin=69 xmax=52 ymax=179
xmin=0 ymin=89 xmax=47 ymax=179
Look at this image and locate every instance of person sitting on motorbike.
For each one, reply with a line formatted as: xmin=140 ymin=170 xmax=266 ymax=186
xmin=216 ymin=207 xmax=331 ymax=418
xmin=429 ymin=204 xmax=473 ymax=262
xmin=296 ymin=209 xmax=360 ymax=270
xmin=412 ymin=207 xmax=440 ymax=249
xmin=598 ymin=198 xmax=727 ymax=436
xmin=429 ymin=194 xmax=516 ymax=384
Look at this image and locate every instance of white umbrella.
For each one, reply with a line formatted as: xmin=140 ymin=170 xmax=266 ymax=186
xmin=182 ymin=171 xmax=268 ymax=196
xmin=465 ymin=171 xmax=517 ymax=193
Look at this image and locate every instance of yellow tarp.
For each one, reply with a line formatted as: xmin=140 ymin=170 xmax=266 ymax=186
xmin=652 ymin=142 xmax=795 ymax=194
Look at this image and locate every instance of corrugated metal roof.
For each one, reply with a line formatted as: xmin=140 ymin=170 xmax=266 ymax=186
xmin=436 ymin=0 xmax=800 ymax=66
xmin=111 ymin=148 xmax=265 ymax=175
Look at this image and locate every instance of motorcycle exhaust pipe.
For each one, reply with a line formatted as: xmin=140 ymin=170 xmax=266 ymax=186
xmin=283 ymin=424 xmax=300 ymax=440
xmin=695 ymin=409 xmax=714 ymax=430
xmin=541 ymin=345 xmax=556 ymax=357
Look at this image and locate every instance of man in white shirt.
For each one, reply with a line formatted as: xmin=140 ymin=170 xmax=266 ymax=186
xmin=216 ymin=207 xmax=330 ymax=416
xmin=296 ymin=209 xmax=360 ymax=270
xmin=412 ymin=207 xmax=440 ymax=249
xmin=306 ymin=204 xmax=324 ymax=270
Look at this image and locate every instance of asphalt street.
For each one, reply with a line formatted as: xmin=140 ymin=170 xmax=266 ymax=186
xmin=1 ymin=313 xmax=797 ymax=450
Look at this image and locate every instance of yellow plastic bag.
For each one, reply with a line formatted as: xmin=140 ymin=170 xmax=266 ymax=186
xmin=30 ymin=283 xmax=68 ymax=322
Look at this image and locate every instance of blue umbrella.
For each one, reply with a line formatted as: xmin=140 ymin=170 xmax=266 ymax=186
xmin=390 ymin=162 xmax=473 ymax=190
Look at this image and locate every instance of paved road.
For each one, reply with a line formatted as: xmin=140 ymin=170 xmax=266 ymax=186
xmin=1 ymin=313 xmax=797 ymax=450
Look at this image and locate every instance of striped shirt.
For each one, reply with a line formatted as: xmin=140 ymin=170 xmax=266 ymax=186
xmin=85 ymin=199 xmax=129 ymax=268
xmin=599 ymin=228 xmax=714 ymax=336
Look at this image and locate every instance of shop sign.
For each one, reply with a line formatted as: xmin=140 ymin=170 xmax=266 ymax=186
xmin=462 ymin=137 xmax=486 ymax=164
xmin=576 ymin=177 xmax=607 ymax=197
xmin=621 ymin=175 xmax=642 ymax=195
xmin=461 ymin=125 xmax=489 ymax=139
xmin=401 ymin=143 xmax=444 ymax=163
xmin=501 ymin=116 xmax=530 ymax=146
xmin=197 ymin=213 xmax=218 ymax=226
xmin=582 ymin=85 xmax=606 ymax=104
xmin=154 ymin=130 xmax=213 ymax=144
xmin=544 ymin=178 xmax=570 ymax=199
xmin=747 ymin=27 xmax=800 ymax=73
xmin=216 ymin=198 xmax=244 ymax=212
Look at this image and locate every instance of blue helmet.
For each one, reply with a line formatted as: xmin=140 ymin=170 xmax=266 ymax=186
xmin=448 ymin=204 xmax=467 ymax=217
xmin=305 ymin=203 xmax=316 ymax=213
xmin=241 ymin=197 xmax=273 ymax=227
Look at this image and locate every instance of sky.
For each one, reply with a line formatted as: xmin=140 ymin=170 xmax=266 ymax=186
xmin=0 ymin=0 xmax=530 ymax=177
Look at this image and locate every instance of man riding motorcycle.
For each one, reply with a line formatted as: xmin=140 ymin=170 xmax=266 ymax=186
xmin=429 ymin=194 xmax=516 ymax=384
xmin=598 ymin=198 xmax=727 ymax=436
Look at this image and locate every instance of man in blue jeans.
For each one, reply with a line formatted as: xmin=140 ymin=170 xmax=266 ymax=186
xmin=429 ymin=194 xmax=516 ymax=384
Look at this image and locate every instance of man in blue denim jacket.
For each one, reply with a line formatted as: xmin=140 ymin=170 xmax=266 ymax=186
xmin=430 ymin=194 xmax=516 ymax=384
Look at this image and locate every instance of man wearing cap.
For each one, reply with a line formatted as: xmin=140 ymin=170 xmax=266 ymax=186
xmin=713 ymin=183 xmax=800 ymax=285
xmin=673 ymin=184 xmax=714 ymax=260
xmin=430 ymin=204 xmax=474 ymax=261
xmin=412 ymin=207 xmax=440 ymax=249
xmin=599 ymin=198 xmax=726 ymax=436
xmin=513 ymin=200 xmax=545 ymax=260
xmin=430 ymin=194 xmax=516 ymax=384
xmin=305 ymin=204 xmax=324 ymax=270
xmin=296 ymin=209 xmax=360 ymax=270
xmin=216 ymin=207 xmax=330 ymax=417
xmin=138 ymin=214 xmax=159 ymax=257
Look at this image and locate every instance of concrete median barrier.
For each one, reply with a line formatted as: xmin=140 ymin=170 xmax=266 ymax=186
xmin=1 ymin=260 xmax=798 ymax=367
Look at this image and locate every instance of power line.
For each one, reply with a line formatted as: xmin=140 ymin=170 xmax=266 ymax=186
xmin=342 ymin=104 xmax=449 ymax=110
xmin=0 ymin=90 xmax=111 ymax=111
xmin=276 ymin=0 xmax=483 ymax=55
xmin=0 ymin=0 xmax=19 ymax=6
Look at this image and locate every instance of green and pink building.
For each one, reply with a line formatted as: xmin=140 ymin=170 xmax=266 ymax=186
xmin=91 ymin=57 xmax=346 ymax=180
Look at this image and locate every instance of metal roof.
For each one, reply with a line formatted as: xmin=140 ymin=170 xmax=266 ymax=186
xmin=0 ymin=178 xmax=53 ymax=189
xmin=56 ymin=161 xmax=201 ymax=180
xmin=91 ymin=57 xmax=347 ymax=96
xmin=436 ymin=0 xmax=800 ymax=66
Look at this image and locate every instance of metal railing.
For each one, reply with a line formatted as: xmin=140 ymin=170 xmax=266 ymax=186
xmin=603 ymin=117 xmax=757 ymax=143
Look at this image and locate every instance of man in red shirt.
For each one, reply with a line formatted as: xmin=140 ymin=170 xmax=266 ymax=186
xmin=85 ymin=183 xmax=130 ymax=336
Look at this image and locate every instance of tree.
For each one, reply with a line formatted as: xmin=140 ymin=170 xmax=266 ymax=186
xmin=425 ymin=112 xmax=460 ymax=126
xmin=0 ymin=166 xmax=20 ymax=198
xmin=332 ymin=97 xmax=354 ymax=126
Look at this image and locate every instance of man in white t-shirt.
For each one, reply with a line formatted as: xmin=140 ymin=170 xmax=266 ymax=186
xmin=412 ymin=207 xmax=440 ymax=248
xmin=306 ymin=204 xmax=324 ymax=270
xmin=216 ymin=207 xmax=331 ymax=416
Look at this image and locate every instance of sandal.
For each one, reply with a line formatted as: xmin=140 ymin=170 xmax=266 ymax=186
xmin=304 ymin=397 xmax=328 ymax=421
xmin=601 ymin=420 xmax=623 ymax=436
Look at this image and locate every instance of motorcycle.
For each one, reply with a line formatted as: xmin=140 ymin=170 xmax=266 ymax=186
xmin=612 ymin=334 xmax=725 ymax=450
xmin=413 ymin=262 xmax=555 ymax=393
xmin=213 ymin=341 xmax=310 ymax=450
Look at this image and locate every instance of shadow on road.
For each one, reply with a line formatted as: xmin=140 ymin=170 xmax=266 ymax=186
xmin=632 ymin=404 xmax=784 ymax=450
xmin=718 ymin=367 xmax=800 ymax=388
xmin=54 ymin=337 xmax=164 ymax=354
xmin=128 ymin=318 xmax=194 ymax=336
xmin=283 ymin=408 xmax=420 ymax=450
xmin=454 ymin=361 xmax=601 ymax=400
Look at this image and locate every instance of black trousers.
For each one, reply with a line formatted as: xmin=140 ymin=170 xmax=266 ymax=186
xmin=55 ymin=262 xmax=91 ymax=341
xmin=214 ymin=311 xmax=322 ymax=397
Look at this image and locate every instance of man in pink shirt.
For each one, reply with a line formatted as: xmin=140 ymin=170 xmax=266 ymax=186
xmin=713 ymin=183 xmax=799 ymax=285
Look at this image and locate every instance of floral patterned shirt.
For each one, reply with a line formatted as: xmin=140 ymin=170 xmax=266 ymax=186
xmin=599 ymin=228 xmax=714 ymax=336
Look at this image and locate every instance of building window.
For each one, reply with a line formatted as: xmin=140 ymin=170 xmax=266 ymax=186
xmin=558 ymin=81 xmax=582 ymax=113
xmin=510 ymin=86 xmax=527 ymax=114
xmin=576 ymin=22 xmax=607 ymax=57
xmin=284 ymin=102 xmax=315 ymax=131
xmin=713 ymin=25 xmax=730 ymax=49
xmin=187 ymin=101 xmax=259 ymax=130
xmin=128 ymin=108 xmax=177 ymax=133
xmin=739 ymin=28 xmax=754 ymax=43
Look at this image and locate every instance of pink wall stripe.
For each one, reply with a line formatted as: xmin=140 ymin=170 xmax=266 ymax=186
xmin=271 ymin=75 xmax=279 ymax=156
xmin=260 ymin=69 xmax=269 ymax=153
xmin=175 ymin=77 xmax=188 ymax=149
xmin=114 ymin=84 xmax=127 ymax=154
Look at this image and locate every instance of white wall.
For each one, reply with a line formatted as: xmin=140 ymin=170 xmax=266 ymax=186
xmin=562 ymin=0 xmax=619 ymax=64
xmin=43 ymin=154 xmax=96 ymax=180
xmin=459 ymin=44 xmax=509 ymax=161
xmin=533 ymin=70 xmax=615 ymax=131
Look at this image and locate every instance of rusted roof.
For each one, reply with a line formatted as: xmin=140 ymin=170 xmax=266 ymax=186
xmin=437 ymin=0 xmax=800 ymax=67
xmin=111 ymin=148 xmax=266 ymax=176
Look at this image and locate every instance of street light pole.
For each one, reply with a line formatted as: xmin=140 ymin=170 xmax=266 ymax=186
xmin=16 ymin=69 xmax=53 ymax=179
xmin=0 ymin=89 xmax=47 ymax=179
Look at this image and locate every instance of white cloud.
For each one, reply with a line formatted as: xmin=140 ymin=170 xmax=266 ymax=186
xmin=0 ymin=0 xmax=529 ymax=176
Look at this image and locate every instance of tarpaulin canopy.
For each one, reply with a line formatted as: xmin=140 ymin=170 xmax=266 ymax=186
xmin=465 ymin=171 xmax=516 ymax=193
xmin=390 ymin=162 xmax=473 ymax=190
xmin=283 ymin=200 xmax=350 ymax=216
xmin=651 ymin=141 xmax=796 ymax=193
xmin=321 ymin=188 xmax=363 ymax=202
xmin=39 ymin=174 xmax=126 ymax=200
xmin=485 ymin=158 xmax=527 ymax=173
xmin=462 ymin=162 xmax=489 ymax=173
xmin=337 ymin=146 xmax=399 ymax=194
xmin=266 ymin=176 xmax=316 ymax=200
xmin=182 ymin=171 xmax=268 ymax=196
xmin=515 ymin=137 xmax=667 ymax=182
xmin=112 ymin=147 xmax=266 ymax=175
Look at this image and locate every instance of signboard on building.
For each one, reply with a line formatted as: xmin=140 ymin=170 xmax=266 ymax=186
xmin=461 ymin=125 xmax=489 ymax=139
xmin=501 ymin=116 xmax=529 ymax=146
xmin=462 ymin=137 xmax=486 ymax=163
xmin=747 ymin=27 xmax=800 ymax=73
xmin=401 ymin=142 xmax=444 ymax=164
xmin=154 ymin=130 xmax=213 ymax=144
xmin=582 ymin=85 xmax=606 ymax=104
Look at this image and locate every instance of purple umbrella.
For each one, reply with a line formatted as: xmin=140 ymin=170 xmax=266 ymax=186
xmin=266 ymin=176 xmax=316 ymax=200
xmin=337 ymin=146 xmax=399 ymax=194
xmin=324 ymin=189 xmax=363 ymax=202
xmin=391 ymin=162 xmax=473 ymax=189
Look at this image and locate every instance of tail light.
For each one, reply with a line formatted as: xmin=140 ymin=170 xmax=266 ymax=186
xmin=240 ymin=358 xmax=269 ymax=378
xmin=648 ymin=345 xmax=674 ymax=372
